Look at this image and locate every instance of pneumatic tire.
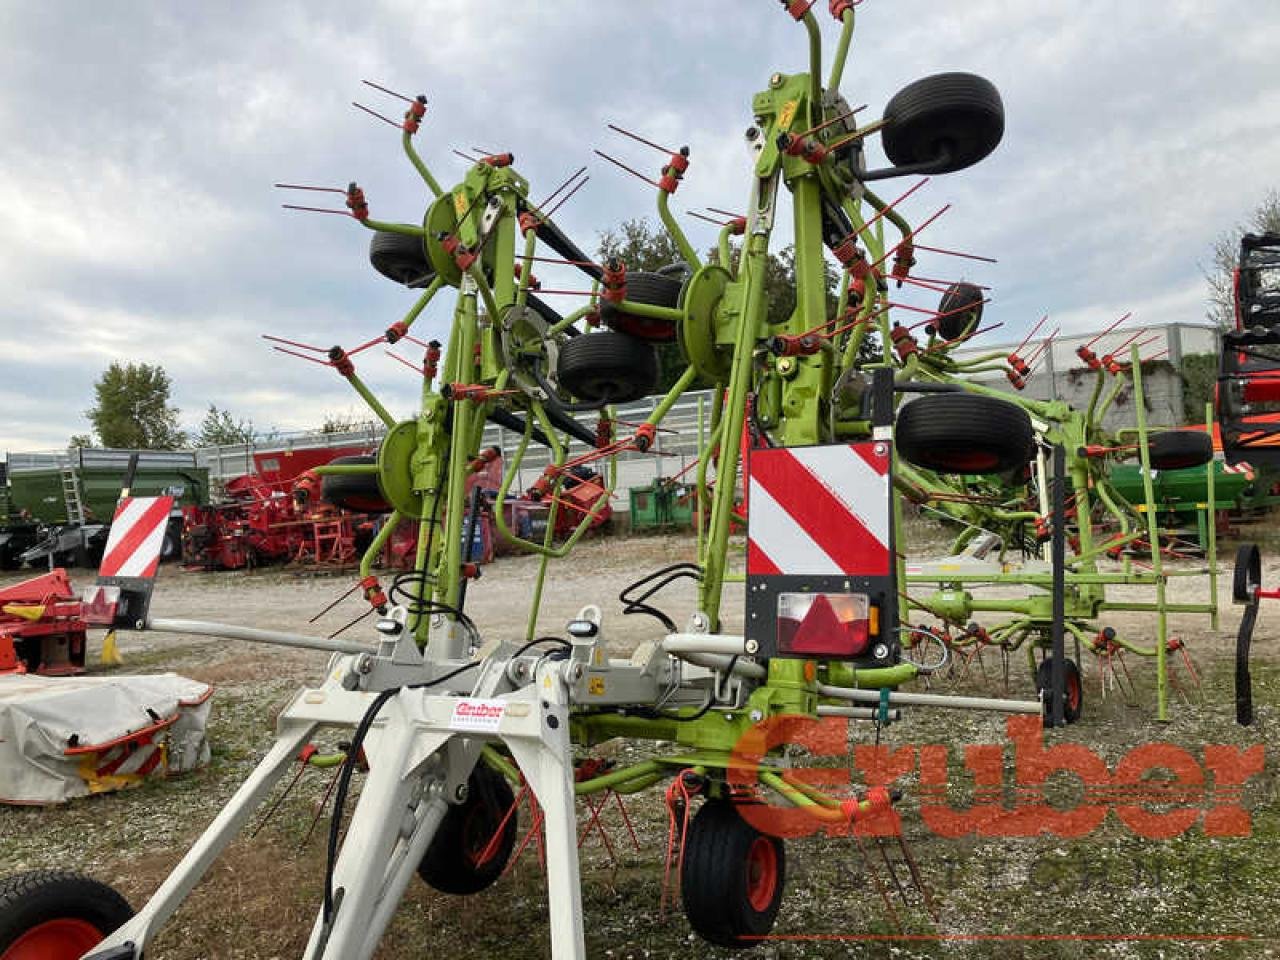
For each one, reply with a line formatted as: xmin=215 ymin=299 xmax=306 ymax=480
xmin=935 ymin=282 xmax=984 ymax=341
xmin=1036 ymin=657 xmax=1083 ymax=725
xmin=417 ymin=764 xmax=518 ymax=896
xmin=0 ymin=870 xmax=133 ymax=960
xmin=320 ymin=455 xmax=391 ymax=514
xmin=1233 ymin=543 xmax=1261 ymax=604
xmin=600 ymin=269 xmax=686 ymax=342
xmin=895 ymin=393 xmax=1034 ymax=475
xmin=556 ymin=331 xmax=659 ymax=405
xmin=369 ymin=230 xmax=436 ymax=288
xmin=681 ymin=800 xmax=786 ymax=948
xmin=1147 ymin=430 xmax=1214 ymax=471
xmin=881 ymin=73 xmax=1004 ymax=174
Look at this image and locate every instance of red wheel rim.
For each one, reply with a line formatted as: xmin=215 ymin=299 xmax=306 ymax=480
xmin=745 ymin=836 xmax=779 ymax=912
xmin=937 ymin=451 xmax=999 ymax=471
xmin=2 ymin=919 xmax=103 ymax=960
xmin=1066 ymin=670 xmax=1081 ymax=712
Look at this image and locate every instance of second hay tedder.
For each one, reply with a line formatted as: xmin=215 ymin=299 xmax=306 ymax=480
xmin=0 ymin=4 xmax=1240 ymax=959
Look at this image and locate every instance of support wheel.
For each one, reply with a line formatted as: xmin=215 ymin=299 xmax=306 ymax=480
xmin=1234 ymin=543 xmax=1261 ymax=604
xmin=556 ymin=331 xmax=659 ymax=405
xmin=895 ymin=392 xmax=1034 ymax=475
xmin=320 ymin=455 xmax=391 ymax=514
xmin=881 ymin=73 xmax=1004 ymax=174
xmin=681 ymin=800 xmax=786 ymax=948
xmin=1036 ymin=657 xmax=1083 ymax=724
xmin=0 ymin=870 xmax=133 ymax=960
xmin=935 ymin=282 xmax=984 ymax=341
xmin=369 ymin=230 xmax=436 ymax=288
xmin=417 ymin=764 xmax=518 ymax=895
xmin=600 ymin=268 xmax=687 ymax=342
xmin=1147 ymin=430 xmax=1214 ymax=471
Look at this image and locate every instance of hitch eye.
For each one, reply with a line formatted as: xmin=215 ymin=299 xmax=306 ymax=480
xmin=776 ymin=592 xmax=870 ymax=658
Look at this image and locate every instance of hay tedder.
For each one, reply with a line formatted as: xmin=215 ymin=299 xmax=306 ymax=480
xmin=0 ymin=4 xmax=1226 ymax=958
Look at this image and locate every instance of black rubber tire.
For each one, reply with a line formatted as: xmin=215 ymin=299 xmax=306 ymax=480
xmin=935 ymin=282 xmax=984 ymax=340
xmin=320 ymin=455 xmax=391 ymax=514
xmin=369 ymin=230 xmax=436 ymax=288
xmin=1036 ymin=657 xmax=1083 ymax=725
xmin=556 ymin=331 xmax=659 ymax=405
xmin=1236 ymin=601 xmax=1257 ymax=726
xmin=680 ymin=800 xmax=786 ymax=948
xmin=0 ymin=870 xmax=133 ymax=958
xmin=1233 ymin=543 xmax=1261 ymax=604
xmin=881 ymin=73 xmax=1004 ymax=174
xmin=417 ymin=764 xmax=518 ymax=895
xmin=600 ymin=270 xmax=685 ymax=342
xmin=895 ymin=393 xmax=1034 ymax=475
xmin=1147 ymin=430 xmax=1214 ymax=471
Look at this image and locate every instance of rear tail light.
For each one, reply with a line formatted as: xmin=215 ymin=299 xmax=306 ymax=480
xmin=776 ymin=592 xmax=871 ymax=657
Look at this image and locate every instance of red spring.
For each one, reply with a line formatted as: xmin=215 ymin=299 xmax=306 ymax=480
xmin=891 ymin=239 xmax=915 ymax=281
xmin=468 ymin=447 xmax=500 ymax=472
xmin=601 ymin=257 xmax=627 ymax=303
xmin=345 ymin=184 xmax=369 ymax=221
xmin=1006 ymin=369 xmax=1026 ymax=390
xmin=657 ymin=151 xmax=689 ymax=194
xmin=1008 ymin=353 xmax=1030 ymax=375
xmin=633 ymin=422 xmax=658 ymax=452
xmin=831 ymin=234 xmax=859 ymax=268
xmin=840 ymin=785 xmax=893 ymax=824
xmin=666 ymin=151 xmax=690 ymax=174
xmin=360 ymin=575 xmax=386 ymax=610
xmin=440 ymin=234 xmax=462 ymax=255
xmin=385 ymin=320 xmax=409 ymax=344
xmin=785 ymin=0 xmax=815 ymax=19
xmin=514 ymin=263 xmax=541 ymax=290
xmin=586 ymin=309 xmax=601 ymax=328
xmin=728 ymin=217 xmax=747 ymax=235
xmin=481 ymin=153 xmax=514 ymax=167
xmin=1034 ymin=517 xmax=1051 ymax=542
xmin=424 ymin=340 xmax=441 ymax=380
xmin=780 ymin=133 xmax=828 ymax=164
xmin=890 ymin=324 xmax=917 ymax=361
xmin=461 ymin=563 xmax=481 ymax=580
xmin=596 ymin=416 xmax=613 ymax=449
xmin=328 ymin=346 xmax=355 ymax=378
xmin=518 ymin=210 xmax=541 ymax=235
xmin=829 ymin=0 xmax=855 ymax=17
xmin=1076 ymin=345 xmax=1100 ymax=370
xmin=769 ymin=333 xmax=822 ymax=357
xmin=455 ymin=248 xmax=478 ymax=271
xmin=1103 ymin=354 xmax=1126 ymax=375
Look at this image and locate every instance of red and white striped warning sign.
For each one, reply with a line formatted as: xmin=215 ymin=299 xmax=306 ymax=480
xmin=747 ymin=444 xmax=890 ymax=576
xmin=99 ymin=496 xmax=174 ymax=579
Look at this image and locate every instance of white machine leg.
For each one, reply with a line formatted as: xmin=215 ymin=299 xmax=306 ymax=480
xmin=304 ymin=696 xmax=458 ymax=960
xmin=84 ymin=721 xmax=317 ymax=958
xmin=504 ymin=665 xmax=585 ymax=960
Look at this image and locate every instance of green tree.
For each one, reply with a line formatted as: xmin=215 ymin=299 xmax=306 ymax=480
xmin=68 ymin=433 xmax=92 ymax=448
xmin=195 ymin=404 xmax=255 ymax=446
xmin=86 ymin=362 xmax=185 ymax=449
xmin=1205 ymin=191 xmax=1280 ymax=329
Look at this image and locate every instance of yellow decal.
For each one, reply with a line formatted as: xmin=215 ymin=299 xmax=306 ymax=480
xmin=453 ymin=191 xmax=468 ymax=217
xmin=588 ymin=677 xmax=606 ymax=696
xmin=777 ymin=100 xmax=799 ymax=132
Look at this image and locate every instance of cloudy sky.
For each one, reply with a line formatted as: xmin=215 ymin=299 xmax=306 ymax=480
xmin=1 ymin=1 xmax=1277 ymax=451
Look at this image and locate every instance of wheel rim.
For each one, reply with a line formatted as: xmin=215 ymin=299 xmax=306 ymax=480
xmin=3 ymin=918 xmax=103 ymax=960
xmin=935 ymin=450 xmax=999 ymax=471
xmin=1066 ymin=670 xmax=1082 ymax=712
xmin=744 ymin=836 xmax=779 ymax=912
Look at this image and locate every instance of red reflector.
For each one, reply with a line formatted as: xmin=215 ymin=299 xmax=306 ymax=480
xmin=777 ymin=592 xmax=870 ymax=657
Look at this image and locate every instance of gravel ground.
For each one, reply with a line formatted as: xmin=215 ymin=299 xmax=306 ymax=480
xmin=1 ymin=528 xmax=1277 ymax=959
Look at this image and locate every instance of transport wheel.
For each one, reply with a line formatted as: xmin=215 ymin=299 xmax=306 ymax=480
xmin=600 ymin=268 xmax=686 ymax=342
xmin=1036 ymin=657 xmax=1083 ymax=724
xmin=1236 ymin=601 xmax=1257 ymax=726
xmin=0 ymin=870 xmax=133 ymax=960
xmin=556 ymin=331 xmax=659 ymax=405
xmin=1233 ymin=543 xmax=1261 ymax=604
xmin=369 ymin=229 xmax=436 ymax=287
xmin=895 ymin=393 xmax=1034 ymax=475
xmin=681 ymin=800 xmax=786 ymax=948
xmin=320 ymin=455 xmax=391 ymax=514
xmin=935 ymin=282 xmax=984 ymax=341
xmin=881 ymin=73 xmax=1004 ymax=174
xmin=1147 ymin=430 xmax=1213 ymax=471
xmin=418 ymin=764 xmax=518 ymax=895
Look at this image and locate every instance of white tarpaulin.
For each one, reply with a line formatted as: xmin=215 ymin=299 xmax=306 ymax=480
xmin=0 ymin=672 xmax=212 ymax=804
